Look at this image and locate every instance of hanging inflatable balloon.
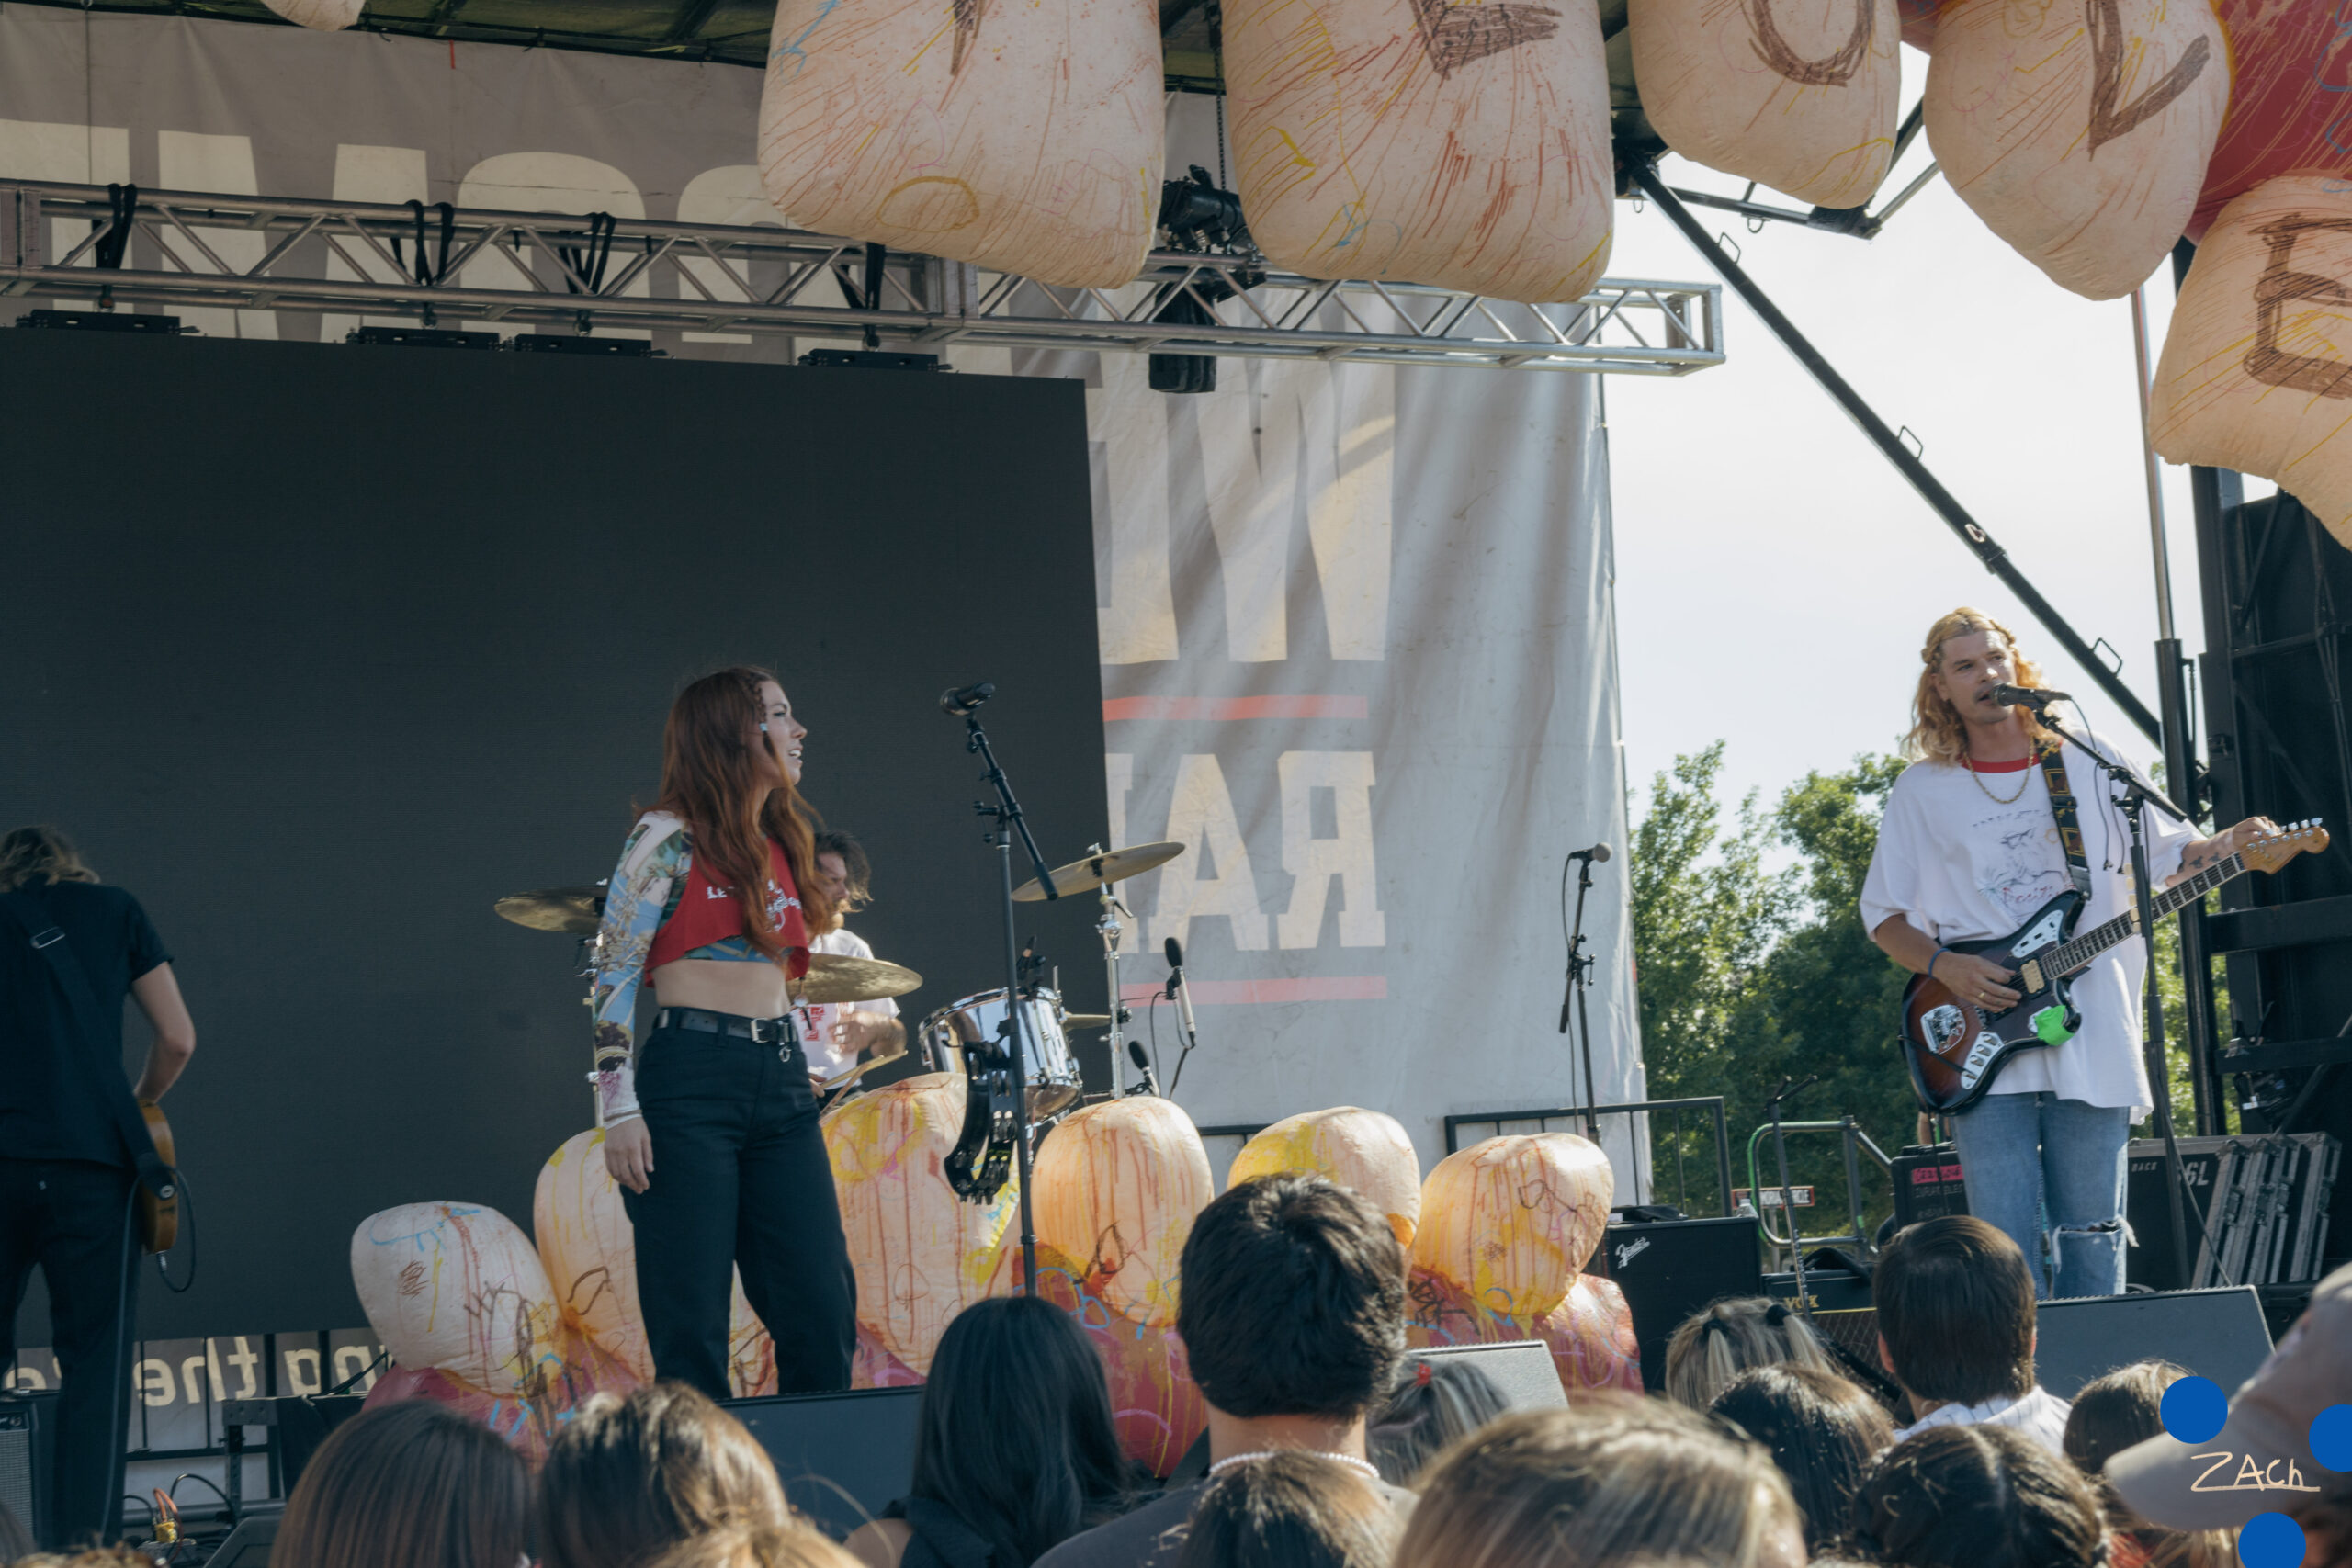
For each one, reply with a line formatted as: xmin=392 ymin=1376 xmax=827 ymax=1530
xmin=351 ymin=1201 xmax=630 ymax=1457
xmin=2186 ymin=4 xmax=2352 ymax=244
xmin=1921 ymin=0 xmax=2225 ymax=299
xmin=823 ymin=1073 xmax=1020 ymax=1376
xmin=1221 ymin=0 xmax=1614 ymax=301
xmin=534 ymin=1130 xmax=652 ymax=1382
xmin=1629 ymin=0 xmax=1901 ymax=209
xmin=259 ymin=0 xmax=363 ymax=28
xmin=1227 ymin=1107 xmax=1422 ymax=1247
xmin=2150 ymin=175 xmax=2352 ymax=547
xmin=755 ymin=0 xmax=1162 ymax=288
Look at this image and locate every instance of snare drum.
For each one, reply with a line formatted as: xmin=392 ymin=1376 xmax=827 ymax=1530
xmin=920 ymin=987 xmax=1080 ymax=1119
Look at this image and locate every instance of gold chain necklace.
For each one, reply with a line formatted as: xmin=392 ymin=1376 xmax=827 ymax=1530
xmin=1966 ymin=746 xmax=2037 ymax=806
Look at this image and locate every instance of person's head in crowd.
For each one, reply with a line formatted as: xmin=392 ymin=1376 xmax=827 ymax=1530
xmin=651 ymin=1524 xmax=860 ymax=1568
xmin=537 ymin=1382 xmax=791 ymax=1568
xmin=0 ymin=825 xmax=96 ymax=892
xmin=1663 ymin=1295 xmax=1836 ymax=1410
xmin=273 ymin=1399 xmax=529 ymax=1568
xmin=1392 ymin=1397 xmax=1805 ymax=1568
xmin=1173 ymin=1452 xmax=1396 ymax=1568
xmin=7 ymin=1549 xmax=156 ymax=1568
xmin=1366 ymin=1354 xmax=1511 ymax=1487
xmin=1851 ymin=1424 xmax=2109 ymax=1568
xmin=850 ymin=1293 xmax=1142 ymax=1568
xmin=810 ymin=829 xmax=873 ymax=929
xmin=1710 ymin=1363 xmax=1894 ymax=1551
xmin=1873 ymin=1216 xmax=2036 ymax=1416
xmin=2064 ymin=1362 xmax=2233 ymax=1568
xmin=1178 ymin=1173 xmax=1407 ymax=1455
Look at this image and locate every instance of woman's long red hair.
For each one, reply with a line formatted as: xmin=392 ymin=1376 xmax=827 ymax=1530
xmin=647 ymin=667 xmax=831 ymax=960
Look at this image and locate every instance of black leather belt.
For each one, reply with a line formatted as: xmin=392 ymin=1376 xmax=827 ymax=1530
xmin=654 ymin=1007 xmax=800 ymax=1051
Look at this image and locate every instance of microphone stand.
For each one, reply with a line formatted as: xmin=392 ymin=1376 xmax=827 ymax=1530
xmin=1769 ymin=1074 xmax=1819 ymax=1319
xmin=964 ymin=708 xmax=1059 ymax=1294
xmin=2039 ymin=713 xmax=2211 ymax=1290
xmin=1558 ymin=852 xmax=1600 ymax=1144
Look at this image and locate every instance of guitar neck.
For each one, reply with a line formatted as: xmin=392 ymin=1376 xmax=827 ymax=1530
xmin=2049 ymin=852 xmax=2244 ymax=981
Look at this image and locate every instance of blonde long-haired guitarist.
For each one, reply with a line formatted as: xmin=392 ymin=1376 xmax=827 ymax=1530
xmin=1859 ymin=609 xmax=2274 ymax=1300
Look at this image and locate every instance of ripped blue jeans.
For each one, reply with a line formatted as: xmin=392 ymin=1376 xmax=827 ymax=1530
xmin=1947 ymin=1091 xmax=2132 ymax=1299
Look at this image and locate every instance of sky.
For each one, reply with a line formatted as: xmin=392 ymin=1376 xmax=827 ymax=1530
xmin=1600 ymin=90 xmax=2266 ymax=840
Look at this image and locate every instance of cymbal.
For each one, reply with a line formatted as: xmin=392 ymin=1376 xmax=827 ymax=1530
xmin=495 ymin=886 xmax=605 ymax=934
xmin=1063 ymin=1012 xmax=1113 ymax=1030
xmin=1012 ymin=841 xmax=1187 ymax=902
xmin=796 ymin=953 xmax=923 ymax=1005
xmin=816 ymin=1034 xmax=909 ymax=1099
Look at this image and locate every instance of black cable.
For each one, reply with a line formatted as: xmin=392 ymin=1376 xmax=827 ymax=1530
xmin=166 ymin=1471 xmax=233 ymax=1523
xmin=324 ymin=1348 xmax=387 ymax=1395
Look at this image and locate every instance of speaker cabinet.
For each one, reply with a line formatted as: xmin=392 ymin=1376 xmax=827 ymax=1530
xmin=1589 ymin=1215 xmax=1764 ymax=1391
xmin=722 ymin=1385 xmax=923 ymax=1539
xmin=2032 ymin=1285 xmax=2275 ymax=1399
xmin=0 ymin=1393 xmax=55 ymax=1550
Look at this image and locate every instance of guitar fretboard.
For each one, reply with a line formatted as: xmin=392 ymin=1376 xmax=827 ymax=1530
xmin=2046 ymin=852 xmax=2245 ymax=982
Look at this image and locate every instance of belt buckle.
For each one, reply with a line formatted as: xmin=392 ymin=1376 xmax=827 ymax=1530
xmin=751 ymin=1015 xmax=791 ymax=1051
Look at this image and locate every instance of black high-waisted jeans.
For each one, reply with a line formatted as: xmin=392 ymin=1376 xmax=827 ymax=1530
xmin=620 ymin=1019 xmax=855 ymax=1399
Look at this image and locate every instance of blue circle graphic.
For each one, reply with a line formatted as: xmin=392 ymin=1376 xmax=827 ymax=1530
xmin=2238 ymin=1511 xmax=2304 ymax=1568
xmin=2163 ymin=1375 xmax=2230 ymax=1443
xmin=2313 ymin=1404 xmax=2352 ymax=1473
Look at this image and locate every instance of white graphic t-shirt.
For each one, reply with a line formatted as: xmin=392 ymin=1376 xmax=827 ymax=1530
xmin=1860 ymin=731 xmax=2196 ymax=1115
xmin=798 ymin=925 xmax=899 ymax=1080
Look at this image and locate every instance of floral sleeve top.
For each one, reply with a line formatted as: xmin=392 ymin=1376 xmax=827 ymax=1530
xmin=589 ymin=811 xmax=772 ymax=1125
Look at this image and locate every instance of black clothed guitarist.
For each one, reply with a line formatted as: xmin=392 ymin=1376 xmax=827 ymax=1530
xmin=0 ymin=828 xmax=196 ymax=1548
xmin=1860 ymin=611 xmax=2272 ymax=1300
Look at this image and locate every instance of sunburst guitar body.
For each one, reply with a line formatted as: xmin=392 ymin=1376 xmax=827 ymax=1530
xmin=137 ymin=1100 xmax=178 ymax=1253
xmin=1898 ymin=821 xmax=2330 ymax=1115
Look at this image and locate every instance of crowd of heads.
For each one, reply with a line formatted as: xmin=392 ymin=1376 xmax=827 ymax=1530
xmin=6 ymin=1182 xmax=2344 ymax=1568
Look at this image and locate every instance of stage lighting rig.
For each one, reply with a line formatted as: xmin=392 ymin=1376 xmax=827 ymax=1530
xmin=1148 ymin=164 xmax=1263 ymax=395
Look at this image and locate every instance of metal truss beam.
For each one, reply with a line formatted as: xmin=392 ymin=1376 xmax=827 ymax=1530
xmin=0 ymin=182 xmax=1726 ymax=377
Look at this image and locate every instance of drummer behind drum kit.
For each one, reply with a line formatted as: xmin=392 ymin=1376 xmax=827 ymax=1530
xmin=492 ymin=838 xmax=1190 ymax=1205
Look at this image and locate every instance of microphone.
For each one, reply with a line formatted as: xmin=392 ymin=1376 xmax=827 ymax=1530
xmin=1164 ymin=936 xmax=1200 ymax=1055
xmin=939 ymin=681 xmax=996 ymax=716
xmin=1988 ymin=682 xmax=2072 ymax=713
xmin=1569 ymin=842 xmax=1612 ymax=863
xmin=1127 ymin=1040 xmax=1161 ymax=1096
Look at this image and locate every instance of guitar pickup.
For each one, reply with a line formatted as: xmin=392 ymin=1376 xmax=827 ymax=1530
xmin=2019 ymin=959 xmax=2044 ymax=992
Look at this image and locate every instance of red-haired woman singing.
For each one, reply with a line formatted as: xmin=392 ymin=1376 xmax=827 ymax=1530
xmin=590 ymin=667 xmax=854 ymax=1397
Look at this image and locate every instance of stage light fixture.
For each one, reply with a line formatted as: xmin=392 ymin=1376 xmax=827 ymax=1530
xmin=1148 ymin=164 xmax=1263 ymax=395
xmin=346 ymin=325 xmax=501 ymax=350
xmin=16 ymin=309 xmax=185 ymax=334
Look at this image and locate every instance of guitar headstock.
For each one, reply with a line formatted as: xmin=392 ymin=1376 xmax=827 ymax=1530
xmin=2244 ymin=818 xmax=2331 ymax=874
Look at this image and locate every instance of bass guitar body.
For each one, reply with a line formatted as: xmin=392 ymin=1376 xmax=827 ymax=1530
xmin=137 ymin=1100 xmax=179 ymax=1254
xmin=1899 ymin=890 xmax=2086 ymax=1115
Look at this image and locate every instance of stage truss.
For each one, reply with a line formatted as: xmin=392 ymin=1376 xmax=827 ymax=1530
xmin=0 ymin=181 xmax=1724 ymax=376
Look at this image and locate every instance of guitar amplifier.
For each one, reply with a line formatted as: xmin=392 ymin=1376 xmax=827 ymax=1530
xmin=0 ymin=1393 xmax=56 ymax=1550
xmin=1890 ymin=1145 xmax=1969 ymax=1231
xmin=1589 ymin=1214 xmax=1762 ymax=1391
xmin=2126 ymin=1137 xmax=2238 ymax=1291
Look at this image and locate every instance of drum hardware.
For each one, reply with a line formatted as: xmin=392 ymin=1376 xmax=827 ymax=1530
xmin=815 ymin=1032 xmax=909 ymax=1105
xmin=1063 ymin=1012 xmax=1114 ymax=1031
xmin=921 ymin=987 xmax=1081 ymax=1119
xmin=789 ymin=953 xmax=923 ymax=1006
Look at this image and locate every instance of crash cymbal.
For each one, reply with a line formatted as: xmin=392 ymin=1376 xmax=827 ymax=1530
xmin=795 ymin=953 xmax=922 ymax=1005
xmin=816 ymin=1034 xmax=909 ymax=1099
xmin=1012 ymin=841 xmax=1187 ymax=902
xmin=495 ymin=886 xmax=605 ymax=934
xmin=1063 ymin=1012 xmax=1113 ymax=1030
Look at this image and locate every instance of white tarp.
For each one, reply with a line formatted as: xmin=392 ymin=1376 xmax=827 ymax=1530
xmin=0 ymin=7 xmax=1645 ymax=1182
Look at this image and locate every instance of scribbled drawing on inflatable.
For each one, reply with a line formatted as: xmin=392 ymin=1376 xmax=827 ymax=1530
xmin=1220 ymin=0 xmax=1616 ymax=301
xmin=1227 ymin=1107 xmax=1422 ymax=1247
xmin=1630 ymin=0 xmax=1902 ymax=209
xmin=351 ymin=1201 xmax=633 ymax=1459
xmin=754 ymin=0 xmax=1164 ymax=288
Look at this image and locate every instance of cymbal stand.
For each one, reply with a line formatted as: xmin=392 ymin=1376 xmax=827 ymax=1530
xmin=964 ymin=709 xmax=1059 ymax=1294
xmin=1091 ymin=848 xmax=1137 ymax=1095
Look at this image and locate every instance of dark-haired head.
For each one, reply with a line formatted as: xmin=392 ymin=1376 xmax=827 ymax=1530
xmin=2064 ymin=1362 xmax=2233 ymax=1568
xmin=650 ymin=668 xmax=831 ymax=953
xmin=1177 ymin=1174 xmax=1407 ymax=1422
xmin=1874 ymin=1216 xmax=2037 ymax=1408
xmin=537 ymin=1382 xmax=790 ymax=1568
xmin=275 ymin=1399 xmax=529 ymax=1568
xmin=1851 ymin=1424 xmax=2109 ymax=1568
xmin=1366 ymin=1355 xmax=1510 ymax=1487
xmin=1175 ymin=1452 xmax=1396 ymax=1568
xmin=1710 ymin=1363 xmax=1894 ymax=1551
xmin=811 ymin=829 xmax=873 ymax=925
xmin=907 ymin=1294 xmax=1143 ymax=1567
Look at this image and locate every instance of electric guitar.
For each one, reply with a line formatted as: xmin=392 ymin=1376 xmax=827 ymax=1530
xmin=137 ymin=1100 xmax=179 ymax=1253
xmin=1898 ymin=820 xmax=2330 ymax=1114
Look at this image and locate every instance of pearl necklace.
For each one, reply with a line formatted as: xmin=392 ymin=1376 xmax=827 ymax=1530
xmin=1206 ymin=1450 xmax=1383 ymax=1482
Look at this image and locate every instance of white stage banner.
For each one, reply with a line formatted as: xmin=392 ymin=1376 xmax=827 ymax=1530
xmin=0 ymin=8 xmax=1646 ymax=1183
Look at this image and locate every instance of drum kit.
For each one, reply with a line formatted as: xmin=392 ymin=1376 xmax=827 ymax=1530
xmin=492 ymin=838 xmax=1189 ymax=1139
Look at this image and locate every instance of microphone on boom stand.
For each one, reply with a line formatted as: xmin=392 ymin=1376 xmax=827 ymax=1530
xmin=1557 ymin=844 xmax=1610 ymax=1032
xmin=1127 ymin=1040 xmax=1162 ymax=1097
xmin=1987 ymin=682 xmax=2072 ymax=713
xmin=1164 ymin=936 xmax=1201 ymax=1095
xmin=1559 ymin=842 xmax=1611 ymax=1143
xmin=940 ymin=681 xmax=996 ymax=716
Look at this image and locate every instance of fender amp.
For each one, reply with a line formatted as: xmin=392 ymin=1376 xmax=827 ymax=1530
xmin=1589 ymin=1213 xmax=1763 ymax=1391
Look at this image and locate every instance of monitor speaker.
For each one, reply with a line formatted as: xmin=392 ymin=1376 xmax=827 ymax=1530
xmin=1413 ymin=1340 xmax=1568 ymax=1412
xmin=722 ymin=1385 xmax=923 ymax=1540
xmin=2031 ymin=1285 xmax=2276 ymax=1399
xmin=1588 ymin=1214 xmax=1764 ymax=1391
xmin=0 ymin=1393 xmax=55 ymax=1550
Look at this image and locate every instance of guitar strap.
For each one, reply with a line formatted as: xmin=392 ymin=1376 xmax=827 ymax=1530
xmin=0 ymin=890 xmax=175 ymax=1206
xmin=2037 ymin=744 xmax=2095 ymax=897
